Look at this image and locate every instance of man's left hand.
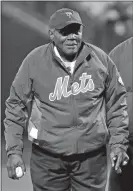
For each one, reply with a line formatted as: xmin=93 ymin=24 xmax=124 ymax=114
xmin=110 ymin=147 xmax=129 ymax=174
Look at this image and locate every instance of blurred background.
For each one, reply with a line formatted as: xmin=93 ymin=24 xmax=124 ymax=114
xmin=1 ymin=1 xmax=133 ymax=191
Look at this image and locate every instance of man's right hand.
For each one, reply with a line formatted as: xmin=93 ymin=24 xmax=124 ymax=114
xmin=7 ymin=154 xmax=26 ymax=180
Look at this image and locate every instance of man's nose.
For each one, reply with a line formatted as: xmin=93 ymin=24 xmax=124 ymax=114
xmin=67 ymin=33 xmax=77 ymax=39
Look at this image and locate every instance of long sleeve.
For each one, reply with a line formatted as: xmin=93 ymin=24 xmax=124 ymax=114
xmin=105 ymin=55 xmax=129 ymax=151
xmin=109 ymin=37 xmax=133 ymax=143
xmin=4 ymin=54 xmax=33 ymax=157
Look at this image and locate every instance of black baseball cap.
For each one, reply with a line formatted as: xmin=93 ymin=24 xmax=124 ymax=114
xmin=49 ymin=8 xmax=84 ymax=29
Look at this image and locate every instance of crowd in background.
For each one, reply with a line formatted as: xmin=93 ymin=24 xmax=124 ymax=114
xmin=2 ymin=1 xmax=133 ymax=53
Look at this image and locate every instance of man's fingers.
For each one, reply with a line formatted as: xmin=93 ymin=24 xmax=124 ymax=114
xmin=113 ymin=156 xmax=117 ymax=161
xmin=110 ymin=149 xmax=129 ymax=173
xmin=116 ymin=167 xmax=122 ymax=174
xmin=7 ymin=166 xmax=17 ymax=179
xmin=21 ymin=163 xmax=26 ymax=174
xmin=6 ymin=155 xmax=26 ymax=180
xmin=110 ymin=154 xmax=122 ymax=174
xmin=110 ymin=153 xmax=116 ymax=167
xmin=122 ymin=153 xmax=129 ymax=166
xmin=8 ymin=169 xmax=13 ymax=178
xmin=115 ymin=154 xmax=122 ymax=171
xmin=122 ymin=160 xmax=128 ymax=166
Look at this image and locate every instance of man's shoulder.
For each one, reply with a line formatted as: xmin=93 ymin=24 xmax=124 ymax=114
xmin=21 ymin=43 xmax=51 ymax=67
xmin=85 ymin=42 xmax=106 ymax=56
xmin=109 ymin=37 xmax=133 ymax=58
xmin=85 ymin=42 xmax=108 ymax=68
xmin=26 ymin=43 xmax=50 ymax=58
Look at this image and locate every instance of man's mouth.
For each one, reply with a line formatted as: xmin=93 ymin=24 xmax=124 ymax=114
xmin=66 ymin=43 xmax=77 ymax=46
xmin=66 ymin=44 xmax=78 ymax=48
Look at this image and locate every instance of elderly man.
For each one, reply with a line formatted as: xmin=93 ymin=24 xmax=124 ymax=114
xmin=4 ymin=8 xmax=129 ymax=191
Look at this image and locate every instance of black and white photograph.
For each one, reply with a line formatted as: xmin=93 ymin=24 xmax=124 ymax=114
xmin=1 ymin=1 xmax=133 ymax=191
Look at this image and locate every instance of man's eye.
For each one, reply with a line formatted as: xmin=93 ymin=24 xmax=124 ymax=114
xmin=60 ymin=31 xmax=67 ymax=36
xmin=59 ymin=30 xmax=80 ymax=36
xmin=75 ymin=31 xmax=79 ymax=35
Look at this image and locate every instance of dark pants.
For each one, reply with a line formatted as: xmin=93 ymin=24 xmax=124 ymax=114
xmin=30 ymin=144 xmax=107 ymax=191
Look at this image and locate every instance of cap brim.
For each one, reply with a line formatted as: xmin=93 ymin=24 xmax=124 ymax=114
xmin=56 ymin=21 xmax=85 ymax=29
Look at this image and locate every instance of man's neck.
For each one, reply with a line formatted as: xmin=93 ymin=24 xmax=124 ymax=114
xmin=54 ymin=46 xmax=76 ymax=74
xmin=60 ymin=52 xmax=77 ymax=62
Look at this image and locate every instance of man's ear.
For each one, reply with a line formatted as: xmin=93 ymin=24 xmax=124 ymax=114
xmin=49 ymin=29 xmax=54 ymax=41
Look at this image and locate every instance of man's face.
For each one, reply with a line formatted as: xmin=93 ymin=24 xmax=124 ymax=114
xmin=51 ymin=23 xmax=83 ymax=57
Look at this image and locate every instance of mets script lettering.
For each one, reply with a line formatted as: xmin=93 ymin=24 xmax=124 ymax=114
xmin=49 ymin=73 xmax=95 ymax=101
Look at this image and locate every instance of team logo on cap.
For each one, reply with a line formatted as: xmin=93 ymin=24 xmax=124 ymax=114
xmin=65 ymin=12 xmax=72 ymax=18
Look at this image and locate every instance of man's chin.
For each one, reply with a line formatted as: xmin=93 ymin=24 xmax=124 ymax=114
xmin=65 ymin=50 xmax=78 ymax=56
